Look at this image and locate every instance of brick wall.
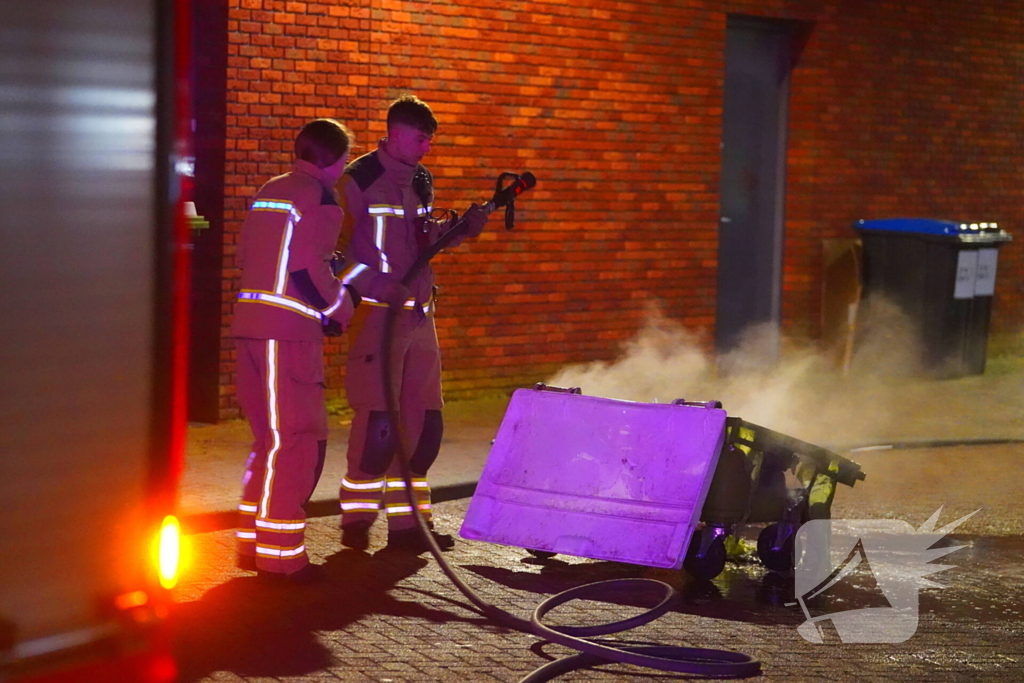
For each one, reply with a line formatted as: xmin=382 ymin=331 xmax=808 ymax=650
xmin=215 ymin=0 xmax=1023 ymax=419
xmin=772 ymin=0 xmax=1023 ymax=339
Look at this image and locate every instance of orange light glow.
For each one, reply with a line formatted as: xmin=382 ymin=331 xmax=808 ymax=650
xmin=157 ymin=515 xmax=182 ymax=589
xmin=115 ymin=589 xmax=150 ymax=611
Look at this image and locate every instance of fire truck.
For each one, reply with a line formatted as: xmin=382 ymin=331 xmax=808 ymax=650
xmin=1 ymin=0 xmax=191 ymax=680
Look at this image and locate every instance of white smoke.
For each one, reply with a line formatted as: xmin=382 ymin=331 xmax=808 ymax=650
xmin=544 ymin=301 xmax=1020 ymax=449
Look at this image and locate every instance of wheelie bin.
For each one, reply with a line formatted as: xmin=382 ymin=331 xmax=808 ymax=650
xmin=682 ymin=411 xmax=865 ymax=580
xmin=460 ymin=385 xmax=866 ymax=582
xmin=856 ymin=218 xmax=1012 ymax=377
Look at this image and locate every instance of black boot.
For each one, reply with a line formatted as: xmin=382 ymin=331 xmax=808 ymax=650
xmin=235 ymin=554 xmax=258 ymax=572
xmin=341 ymin=520 xmax=373 ymax=550
xmin=257 ymin=563 xmax=327 ymax=586
xmin=385 ymin=527 xmax=455 ymax=554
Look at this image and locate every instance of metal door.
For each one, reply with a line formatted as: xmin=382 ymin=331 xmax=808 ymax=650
xmin=716 ymin=16 xmax=796 ymax=359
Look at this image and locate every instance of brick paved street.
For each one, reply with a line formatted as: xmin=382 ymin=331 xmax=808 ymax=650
xmin=173 ymin=480 xmax=1024 ymax=682
xmin=172 ymin=383 xmax=1024 ymax=683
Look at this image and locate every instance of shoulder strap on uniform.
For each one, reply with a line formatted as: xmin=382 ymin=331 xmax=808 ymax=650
xmin=320 ymin=185 xmax=338 ymax=206
xmin=346 ymin=152 xmax=385 ymax=192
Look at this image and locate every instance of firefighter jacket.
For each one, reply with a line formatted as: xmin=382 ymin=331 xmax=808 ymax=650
xmin=337 ymin=140 xmax=464 ymax=313
xmin=231 ymin=159 xmax=357 ymax=341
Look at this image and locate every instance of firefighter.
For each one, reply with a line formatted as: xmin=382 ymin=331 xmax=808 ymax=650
xmin=232 ymin=119 xmax=387 ymax=583
xmin=336 ymin=95 xmax=489 ymax=553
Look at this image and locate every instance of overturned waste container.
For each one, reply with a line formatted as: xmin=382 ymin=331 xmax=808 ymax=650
xmin=856 ymin=218 xmax=1012 ymax=377
xmin=460 ymin=385 xmax=865 ymax=582
xmin=688 ymin=414 xmax=865 ymax=580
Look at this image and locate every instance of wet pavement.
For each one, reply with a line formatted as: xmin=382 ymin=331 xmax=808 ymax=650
xmin=172 ymin=368 xmax=1024 ymax=682
xmin=172 ymin=477 xmax=1024 ymax=682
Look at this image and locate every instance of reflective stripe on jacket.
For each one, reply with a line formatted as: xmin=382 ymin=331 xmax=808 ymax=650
xmin=337 ymin=141 xmax=453 ymax=308
xmin=231 ymin=159 xmax=355 ymax=341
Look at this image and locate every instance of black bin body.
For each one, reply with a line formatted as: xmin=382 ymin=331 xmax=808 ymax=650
xmin=856 ymin=218 xmax=1011 ymax=377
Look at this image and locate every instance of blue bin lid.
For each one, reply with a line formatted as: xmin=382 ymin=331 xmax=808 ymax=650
xmin=856 ymin=218 xmax=1010 ymax=240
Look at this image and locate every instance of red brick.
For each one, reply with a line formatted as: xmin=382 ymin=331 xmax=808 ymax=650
xmin=209 ymin=0 xmax=1024 ymax=419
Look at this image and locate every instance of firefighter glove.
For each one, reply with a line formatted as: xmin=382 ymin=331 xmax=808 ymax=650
xmin=329 ymin=251 xmax=345 ymax=276
xmin=462 ymin=203 xmax=489 ymax=238
xmin=323 ymin=319 xmax=343 ymax=337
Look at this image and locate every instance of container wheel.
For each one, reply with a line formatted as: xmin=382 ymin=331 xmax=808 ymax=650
xmin=526 ymin=549 xmax=557 ymax=560
xmin=757 ymin=522 xmax=796 ymax=572
xmin=683 ymin=529 xmax=727 ymax=581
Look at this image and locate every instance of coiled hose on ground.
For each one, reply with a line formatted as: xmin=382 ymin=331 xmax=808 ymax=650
xmin=376 ymin=204 xmax=761 ymax=682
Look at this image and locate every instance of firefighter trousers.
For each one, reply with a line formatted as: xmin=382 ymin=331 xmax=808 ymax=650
xmin=339 ymin=308 xmax=443 ymax=532
xmin=235 ymin=338 xmax=328 ymax=574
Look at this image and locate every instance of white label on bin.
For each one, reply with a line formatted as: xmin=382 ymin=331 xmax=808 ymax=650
xmin=974 ymin=248 xmax=998 ymax=297
xmin=954 ymin=250 xmax=978 ymax=299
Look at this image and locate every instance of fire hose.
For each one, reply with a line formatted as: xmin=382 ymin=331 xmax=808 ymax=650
xmin=376 ymin=172 xmax=761 ymax=681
